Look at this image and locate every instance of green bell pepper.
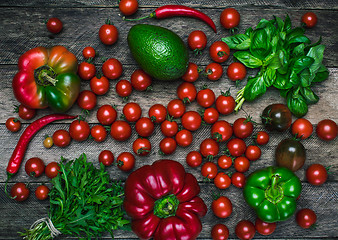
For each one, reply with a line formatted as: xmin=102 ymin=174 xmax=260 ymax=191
xmin=243 ymin=166 xmax=302 ymax=223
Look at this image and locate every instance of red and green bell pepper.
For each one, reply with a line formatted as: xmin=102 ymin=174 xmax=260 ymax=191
xmin=12 ymin=45 xmax=80 ymax=112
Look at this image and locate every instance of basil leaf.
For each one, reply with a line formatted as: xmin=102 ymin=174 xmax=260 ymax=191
xmin=292 ymin=43 xmax=305 ymax=57
xmin=233 ymin=51 xmax=263 ymax=68
xmin=312 ymin=64 xmax=329 ymax=83
xmin=243 ymin=74 xmax=267 ymax=101
xmin=290 ymin=70 xmax=300 ymax=86
xmin=286 ymin=27 xmax=305 ymax=41
xmin=222 ymin=34 xmax=250 ymax=50
xmin=279 ymin=89 xmax=290 ymax=98
xmin=306 ymin=45 xmax=325 ymax=76
xmin=267 ymin=54 xmax=282 ymax=69
xmin=277 ymin=49 xmax=289 ymax=74
xmin=287 ymin=89 xmax=308 ymax=117
xmin=245 ymin=27 xmax=253 ymax=37
xmin=293 ymin=56 xmax=314 ymax=74
xmin=283 ymin=15 xmax=292 ymax=32
xmin=304 ymin=36 xmax=322 ymax=53
xmin=256 ymin=18 xmax=270 ymax=29
xmin=263 ymin=68 xmax=276 ymax=87
xmin=288 ymin=35 xmax=311 ymax=45
xmin=275 ymin=16 xmax=284 ymax=32
xmin=300 ymin=87 xmax=319 ymax=104
xmin=250 ymin=29 xmax=271 ymax=60
xmin=280 ymin=31 xmax=286 ymax=41
xmin=300 ymin=68 xmax=312 ymax=87
xmin=274 ymin=72 xmax=293 ymax=89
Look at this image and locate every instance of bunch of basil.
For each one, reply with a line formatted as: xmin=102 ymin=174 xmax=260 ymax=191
xmin=222 ymin=15 xmax=329 ymax=117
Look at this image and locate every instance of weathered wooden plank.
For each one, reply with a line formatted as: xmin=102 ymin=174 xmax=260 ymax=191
xmin=0 ymin=7 xmax=337 ymax=66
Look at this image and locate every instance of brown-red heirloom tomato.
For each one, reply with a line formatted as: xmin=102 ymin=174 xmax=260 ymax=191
xmin=261 ymin=104 xmax=292 ymax=132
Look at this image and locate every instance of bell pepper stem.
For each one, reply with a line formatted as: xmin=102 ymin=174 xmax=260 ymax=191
xmin=34 ymin=65 xmax=58 ymax=86
xmin=154 ymin=194 xmax=179 ymax=218
xmin=265 ymin=174 xmax=283 ymax=204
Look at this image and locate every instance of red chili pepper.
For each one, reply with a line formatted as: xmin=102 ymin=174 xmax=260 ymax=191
xmin=124 ymin=5 xmax=217 ymax=33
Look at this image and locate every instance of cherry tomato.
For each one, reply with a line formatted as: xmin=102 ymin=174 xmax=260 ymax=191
xmin=255 ymin=131 xmax=270 ymax=145
xmin=186 ymin=151 xmax=202 ymax=168
xmin=211 ymin=223 xmax=229 ymax=240
xmin=211 ymin=120 xmax=233 ymax=142
xmin=90 ymin=75 xmax=110 ymax=95
xmin=6 ymin=117 xmax=21 ymax=132
xmin=227 ymin=138 xmax=246 ymax=157
xmin=46 ymin=17 xmax=63 ymax=34
xmin=99 ymin=22 xmax=118 ymax=45
xmin=90 ymin=125 xmax=107 ymax=142
xmin=316 ymin=119 xmax=337 ymax=141
xmin=135 ymin=117 xmax=154 ymax=137
xmin=296 ymin=208 xmax=317 ymax=229
xmin=197 ymin=88 xmax=215 ymax=108
xmin=123 ymin=102 xmax=142 ymax=122
xmin=202 ymin=107 xmax=219 ymax=124
xmin=215 ymin=92 xmax=235 ymax=115
xmin=245 ymin=145 xmax=261 ymax=161
xmin=188 ymin=30 xmax=207 ymax=52
xmin=69 ymin=120 xmax=90 ymax=142
xmin=182 ymin=62 xmax=199 ymax=82
xmin=306 ymin=164 xmax=328 ymax=186
xmin=52 ymin=129 xmax=71 ymax=147
xmin=291 ymin=118 xmax=313 ymax=139
xmin=214 ymin=172 xmax=231 ymax=189
xmin=205 ymin=62 xmax=223 ymax=81
xmin=181 ymin=111 xmax=202 ymax=131
xmin=175 ymin=129 xmax=193 ymax=147
xmin=233 ymin=118 xmax=254 ymax=139
xmin=161 ymin=119 xmax=178 ymax=137
xmin=220 ymin=8 xmax=240 ymax=29
xmin=133 ymin=138 xmax=151 ymax=156
xmin=78 ymin=61 xmax=96 ymax=81
xmin=167 ymin=99 xmax=185 ymax=118
xmin=212 ymin=196 xmax=232 ymax=218
xmin=209 ymin=41 xmax=230 ymax=63
xmin=43 ymin=135 xmax=53 ymax=148
xmin=148 ymin=104 xmax=167 ymax=123
xmin=17 ymin=104 xmax=36 ymax=120
xmin=159 ymin=137 xmax=177 ymax=155
xmin=234 ymin=156 xmax=250 ymax=172
xmin=177 ymin=82 xmax=197 ymax=103
xmin=45 ymin=162 xmax=60 ymax=179
xmin=82 ymin=46 xmax=96 ymax=59
xmin=116 ymin=79 xmax=132 ymax=99
xmin=25 ymin=157 xmax=45 ymax=178
xmin=117 ymin=152 xmax=135 ymax=171
xmin=35 ymin=185 xmax=50 ymax=201
xmin=231 ymin=172 xmax=246 ymax=188
xmin=119 ymin=0 xmax=138 ymax=16
xmin=98 ymin=150 xmax=114 ymax=166
xmin=218 ymin=155 xmax=233 ymax=169
xmin=200 ymin=138 xmax=219 ymax=159
xmin=255 ymin=218 xmax=276 ymax=236
xmin=110 ymin=120 xmax=132 ymax=141
xmin=97 ymin=105 xmax=117 ymax=125
xmin=261 ymin=104 xmax=292 ymax=132
xmin=102 ymin=58 xmax=123 ymax=80
xmin=130 ymin=69 xmax=152 ymax=91
xmin=227 ymin=62 xmax=246 ymax=81
xmin=10 ymin=182 xmax=30 ymax=202
xmin=77 ymin=90 xmax=97 ymax=110
xmin=201 ymin=162 xmax=218 ymax=179
xmin=235 ymin=220 xmax=255 ymax=240
xmin=301 ymin=12 xmax=317 ymax=28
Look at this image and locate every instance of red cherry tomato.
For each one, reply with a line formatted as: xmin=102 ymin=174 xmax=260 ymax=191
xmin=167 ymin=99 xmax=186 ymax=118
xmin=99 ymin=22 xmax=118 ymax=45
xmin=214 ymin=172 xmax=231 ymax=189
xmin=231 ymin=172 xmax=246 ymax=188
xmin=159 ymin=137 xmax=177 ymax=155
xmin=175 ymin=129 xmax=193 ymax=147
xmin=6 ymin=117 xmax=21 ymax=132
xmin=227 ymin=138 xmax=246 ymax=157
xmin=200 ymin=138 xmax=219 ymax=158
xmin=220 ymin=8 xmax=240 ymax=29
xmin=296 ymin=208 xmax=317 ymax=229
xmin=82 ymin=46 xmax=96 ymax=59
xmin=209 ymin=41 xmax=230 ymax=63
xmin=110 ymin=120 xmax=132 ymax=141
xmin=52 ymin=129 xmax=71 ymax=147
xmin=90 ymin=125 xmax=107 ymax=142
xmin=211 ymin=120 xmax=233 ymax=142
xmin=123 ymin=102 xmax=142 ymax=122
xmin=215 ymin=92 xmax=235 ymax=115
xmin=17 ymin=104 xmax=36 ymax=120
xmin=201 ymin=162 xmax=218 ymax=179
xmin=102 ymin=58 xmax=123 ymax=80
xmin=316 ymin=119 xmax=337 ymax=141
xmin=255 ymin=131 xmax=270 ymax=145
xmin=161 ymin=119 xmax=178 ymax=137
xmin=197 ymin=88 xmax=216 ymax=108
xmin=98 ymin=150 xmax=114 ymax=166
xmin=182 ymin=62 xmax=199 ymax=82
xmin=234 ymin=156 xmax=250 ymax=172
xmin=25 ymin=157 xmax=45 ymax=178
xmin=90 ymin=75 xmax=109 ymax=95
xmin=186 ymin=151 xmax=202 ymax=167
xmin=235 ymin=220 xmax=255 ymax=240
xmin=177 ymin=82 xmax=197 ymax=103
xmin=45 ymin=162 xmax=60 ymax=179
xmin=255 ymin=218 xmax=276 ymax=236
xmin=69 ymin=120 xmax=90 ymax=142
xmin=46 ymin=17 xmax=63 ymax=34
xmin=148 ymin=104 xmax=167 ymax=123
xmin=133 ymin=138 xmax=151 ymax=156
xmin=181 ymin=111 xmax=202 ymax=131
xmin=301 ymin=12 xmax=318 ymax=28
xmin=10 ymin=182 xmax=30 ymax=202
xmin=212 ymin=196 xmax=233 ymax=218
xmin=116 ymin=79 xmax=132 ymax=98
xmin=35 ymin=185 xmax=50 ymax=201
xmin=218 ymin=155 xmax=233 ymax=169
xmin=130 ymin=69 xmax=152 ymax=91
xmin=291 ymin=118 xmax=313 ymax=139
xmin=306 ymin=164 xmax=328 ymax=186
xmin=135 ymin=117 xmax=154 ymax=137
xmin=119 ymin=0 xmax=138 ymax=16
xmin=116 ymin=152 xmax=135 ymax=171
xmin=97 ymin=105 xmax=117 ymax=125
xmin=227 ymin=62 xmax=247 ymax=81
xmin=77 ymin=90 xmax=97 ymax=110
xmin=245 ymin=145 xmax=261 ymax=161
xmin=211 ymin=223 xmax=229 ymax=240
xmin=206 ymin=62 xmax=223 ymax=81
xmin=78 ymin=61 xmax=96 ymax=81
xmin=188 ymin=30 xmax=207 ymax=52
xmin=202 ymin=107 xmax=219 ymax=124
xmin=233 ymin=117 xmax=254 ymax=139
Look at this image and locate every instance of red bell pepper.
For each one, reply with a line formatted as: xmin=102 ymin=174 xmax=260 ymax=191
xmin=124 ymin=159 xmax=207 ymax=240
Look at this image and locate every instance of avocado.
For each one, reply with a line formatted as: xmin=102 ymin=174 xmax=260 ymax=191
xmin=128 ymin=24 xmax=189 ymax=81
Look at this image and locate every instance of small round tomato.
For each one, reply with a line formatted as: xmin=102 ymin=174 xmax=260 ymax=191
xmin=167 ymin=99 xmax=186 ymax=118
xmin=233 ymin=118 xmax=254 ymax=139
xmin=159 ymin=137 xmax=177 ymax=155
xmin=90 ymin=125 xmax=107 ymax=142
xmin=245 ymin=145 xmax=261 ymax=161
xmin=130 ymin=69 xmax=152 ymax=91
xmin=197 ymin=88 xmax=216 ymax=108
xmin=186 ymin=151 xmax=202 ymax=167
xmin=188 ymin=30 xmax=207 ymax=52
xmin=116 ymin=79 xmax=132 ymax=99
xmin=16 ymin=104 xmax=36 ymax=120
xmin=123 ymin=102 xmax=142 ymax=122
xmin=69 ymin=120 xmax=90 ymax=142
xmin=46 ymin=17 xmax=63 ymax=34
xmin=177 ymin=82 xmax=197 ymax=103
xmin=255 ymin=218 xmax=276 ymax=236
xmin=102 ymin=58 xmax=123 ymax=80
xmin=43 ymin=135 xmax=53 ymax=148
xmin=205 ymin=62 xmax=223 ymax=81
xmin=235 ymin=220 xmax=255 ymax=240
xmin=77 ymin=90 xmax=97 ymax=110
xmin=202 ymin=108 xmax=219 ymax=124
xmin=214 ymin=172 xmax=231 ymax=189
xmin=135 ymin=117 xmax=154 ymax=137
xmin=209 ymin=41 xmax=230 ymax=63
xmin=231 ymin=172 xmax=246 ymax=188
xmin=133 ymin=138 xmax=151 ymax=156
xmin=182 ymin=62 xmax=199 ymax=82
xmin=296 ymin=208 xmax=317 ymax=229
xmin=215 ymin=91 xmax=235 ymax=115
xmin=6 ymin=117 xmax=21 ymax=132
xmin=175 ymin=129 xmax=193 ymax=147
xmin=218 ymin=155 xmax=233 ymax=169
xmin=148 ymin=104 xmax=167 ymax=123
xmin=90 ymin=75 xmax=110 ymax=95
xmin=181 ymin=111 xmax=202 ymax=131
xmin=97 ymin=105 xmax=117 ymax=125
xmin=301 ymin=12 xmax=317 ymax=28
xmin=211 ymin=120 xmax=233 ymax=142
xmin=82 ymin=46 xmax=96 ymax=59
xmin=99 ymin=22 xmax=118 ymax=45
xmin=211 ymin=223 xmax=229 ymax=240
xmin=220 ymin=8 xmax=240 ymax=29
xmin=227 ymin=62 xmax=246 ymax=81
xmin=227 ymin=138 xmax=247 ymax=157
xmin=292 ymin=118 xmax=313 ymax=139
xmin=35 ymin=185 xmax=50 ymax=201
xmin=201 ymin=162 xmax=218 ymax=179
xmin=161 ymin=119 xmax=178 ymax=137
xmin=255 ymin=131 xmax=270 ymax=145
xmin=200 ymin=138 xmax=219 ymax=159
xmin=10 ymin=182 xmax=30 ymax=202
xmin=25 ymin=157 xmax=45 ymax=178
xmin=45 ymin=162 xmax=60 ymax=179
xmin=117 ymin=152 xmax=135 ymax=171
xmin=78 ymin=61 xmax=96 ymax=81
xmin=261 ymin=104 xmax=292 ymax=132
xmin=52 ymin=129 xmax=71 ymax=147
xmin=212 ymin=196 xmax=232 ymax=218
xmin=316 ymin=119 xmax=337 ymax=141
xmin=234 ymin=156 xmax=250 ymax=173
xmin=306 ymin=164 xmax=328 ymax=186
xmin=119 ymin=0 xmax=138 ymax=16
xmin=99 ymin=150 xmax=114 ymax=166
xmin=110 ymin=120 xmax=132 ymax=141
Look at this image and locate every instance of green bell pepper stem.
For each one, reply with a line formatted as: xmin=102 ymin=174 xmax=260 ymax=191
xmin=265 ymin=175 xmax=284 ymax=204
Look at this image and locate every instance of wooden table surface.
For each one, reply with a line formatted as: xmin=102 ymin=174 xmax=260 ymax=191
xmin=0 ymin=0 xmax=337 ymax=239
